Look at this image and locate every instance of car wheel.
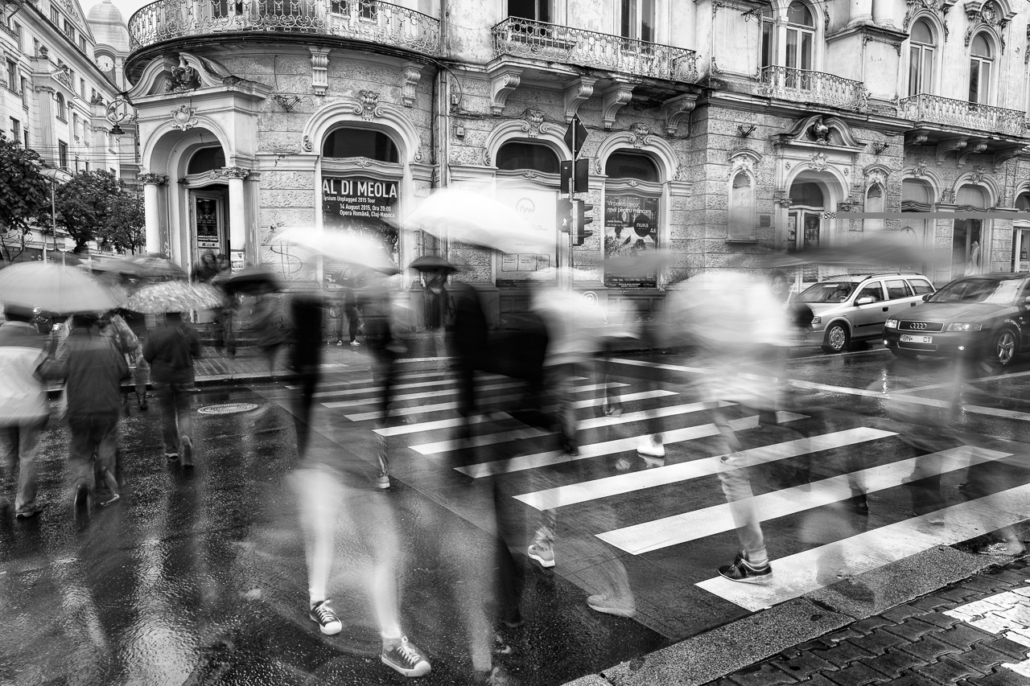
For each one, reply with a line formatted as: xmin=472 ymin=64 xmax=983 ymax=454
xmin=991 ymin=328 xmax=1019 ymax=367
xmin=822 ymin=323 xmax=850 ymax=353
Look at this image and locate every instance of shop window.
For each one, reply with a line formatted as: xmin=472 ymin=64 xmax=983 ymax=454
xmin=604 ymin=151 xmax=659 ymax=182
xmin=728 ymin=171 xmax=756 ymax=241
xmin=908 ymin=19 xmax=935 ymax=96
xmin=496 ymin=141 xmax=559 ymax=173
xmin=322 ymin=128 xmax=398 ymax=162
xmin=187 ymin=146 xmax=226 ymax=174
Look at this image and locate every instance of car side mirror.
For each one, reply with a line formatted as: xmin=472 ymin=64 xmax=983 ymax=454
xmin=856 ymin=296 xmax=874 ymax=306
xmin=922 ymin=294 xmax=930 ymax=301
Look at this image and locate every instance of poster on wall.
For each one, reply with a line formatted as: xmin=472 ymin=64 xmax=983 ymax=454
xmin=494 ymin=186 xmax=557 ymax=287
xmin=604 ymin=193 xmax=659 ymax=288
xmin=321 ymin=175 xmax=400 ymax=281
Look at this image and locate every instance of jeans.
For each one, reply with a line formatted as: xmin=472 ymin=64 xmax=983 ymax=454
xmin=0 ymin=420 xmax=45 ymax=514
xmin=68 ymin=413 xmax=119 ymax=494
xmin=154 ymin=383 xmax=194 ymax=455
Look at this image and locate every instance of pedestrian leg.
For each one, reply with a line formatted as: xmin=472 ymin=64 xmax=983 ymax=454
xmin=95 ymin=414 xmax=120 ymax=506
xmin=67 ymin=415 xmax=98 ymax=509
xmin=13 ymin=421 xmax=43 ymax=517
xmin=154 ymin=383 xmax=180 ymax=459
xmin=0 ymin=425 xmax=17 ymax=514
xmin=174 ymin=384 xmax=195 ymax=467
xmin=292 ymin=466 xmax=343 ymax=636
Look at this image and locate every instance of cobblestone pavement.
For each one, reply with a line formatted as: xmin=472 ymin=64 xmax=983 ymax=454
xmin=708 ymin=560 xmax=1030 ymax=686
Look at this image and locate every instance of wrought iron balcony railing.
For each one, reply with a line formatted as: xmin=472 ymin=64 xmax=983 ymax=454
xmin=492 ymin=17 xmax=698 ymax=82
xmin=759 ymin=65 xmax=869 ymax=111
xmin=899 ymin=93 xmax=1027 ymax=138
xmin=128 ymin=0 xmax=440 ymax=56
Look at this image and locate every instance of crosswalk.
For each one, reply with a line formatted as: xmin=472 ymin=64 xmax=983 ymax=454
xmin=282 ymin=363 xmax=1030 ymax=637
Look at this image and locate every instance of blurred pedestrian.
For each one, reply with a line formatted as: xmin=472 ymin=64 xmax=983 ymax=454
xmin=253 ymin=288 xmax=287 ymax=375
xmin=192 ymin=250 xmax=219 ymax=284
xmin=334 ymin=267 xmax=361 ymax=347
xmin=290 ymin=295 xmax=326 ymax=457
xmin=212 ymin=254 xmax=236 ymax=356
xmin=100 ymin=310 xmax=147 ymax=411
xmin=423 ymin=267 xmax=451 ymax=361
xmin=143 ymin=312 xmax=201 ymax=467
xmin=360 ymin=273 xmax=402 ymax=489
xmin=0 ymin=304 xmax=52 ymax=518
xmin=49 ymin=313 xmax=127 ymax=513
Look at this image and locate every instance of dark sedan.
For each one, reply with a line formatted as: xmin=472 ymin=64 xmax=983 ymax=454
xmin=883 ymin=273 xmax=1030 ymax=366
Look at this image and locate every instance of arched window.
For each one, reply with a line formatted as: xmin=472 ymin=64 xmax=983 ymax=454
xmin=55 ymin=92 xmax=65 ymax=120
xmin=187 ymin=146 xmax=226 ymax=175
xmin=908 ymin=20 xmax=935 ymax=96
xmin=728 ymin=171 xmax=756 ymax=241
xmin=789 ymin=181 xmax=824 ymax=207
xmin=785 ymin=1 xmax=814 ymax=82
xmin=970 ymin=33 xmax=993 ymax=104
xmin=496 ymin=142 xmax=560 ymax=173
xmin=865 ymin=184 xmax=885 ymax=231
xmin=322 ymin=127 xmax=399 ymax=162
xmin=1016 ymin=192 xmax=1030 ymax=212
xmin=604 ymin=151 xmax=660 ymax=182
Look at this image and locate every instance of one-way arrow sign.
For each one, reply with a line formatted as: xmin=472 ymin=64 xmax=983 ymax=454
xmin=564 ymin=116 xmax=588 ymax=160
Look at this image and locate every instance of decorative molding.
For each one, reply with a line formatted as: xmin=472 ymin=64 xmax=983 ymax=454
xmin=776 ymin=114 xmax=863 ymax=148
xmin=957 ymin=139 xmax=989 ymax=167
xmin=357 ymin=90 xmax=381 ymax=121
xmin=728 ymin=148 xmax=762 ymax=180
xmin=563 ymin=76 xmax=597 ymax=123
xmin=593 ymin=129 xmax=679 ymax=181
xmin=773 ymin=189 xmax=792 ymax=208
xmin=935 ymin=137 xmax=968 ymax=164
xmin=970 ymin=164 xmax=988 ymax=183
xmin=601 ymin=81 xmax=634 ymax=130
xmin=964 ymin=0 xmax=1011 ymax=51
xmin=302 ymin=97 xmax=426 ymax=163
xmin=401 ymin=64 xmax=423 ymax=108
xmin=170 ymin=104 xmax=198 ymax=131
xmin=138 ymin=172 xmax=168 ymax=186
xmin=272 ymin=94 xmax=300 ymax=112
xmin=217 ymin=166 xmax=250 ymax=180
xmin=661 ymin=93 xmax=697 ymax=136
xmin=302 ymin=135 xmax=313 ymax=153
xmin=871 ymin=141 xmax=890 ymax=155
xmin=309 ymin=47 xmax=329 ymax=97
xmin=940 ymin=188 xmax=957 ymax=203
xmin=913 ymin=158 xmax=930 ymax=176
xmin=630 ymin=123 xmax=652 ymax=148
xmin=808 ymin=151 xmax=829 ymax=171
xmin=167 ymin=55 xmax=200 ymax=92
xmin=489 ymin=67 xmax=522 ymax=116
xmin=863 ymin=163 xmax=891 ymax=189
xmin=993 ymin=146 xmax=1027 ymax=171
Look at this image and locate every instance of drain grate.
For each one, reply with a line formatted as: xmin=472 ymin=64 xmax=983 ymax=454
xmin=197 ymin=403 xmax=259 ymax=415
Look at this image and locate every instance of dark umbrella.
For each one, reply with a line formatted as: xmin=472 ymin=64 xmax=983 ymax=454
xmin=222 ymin=265 xmax=283 ymax=296
xmin=409 ymin=255 xmax=458 ymax=273
xmin=106 ymin=254 xmax=189 ymax=280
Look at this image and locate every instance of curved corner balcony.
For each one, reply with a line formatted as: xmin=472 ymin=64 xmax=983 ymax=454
xmin=128 ymin=0 xmax=440 ymax=56
xmin=759 ymin=66 xmax=869 ymax=111
xmin=899 ymin=93 xmax=1027 ymax=138
xmin=492 ymin=17 xmax=698 ymax=83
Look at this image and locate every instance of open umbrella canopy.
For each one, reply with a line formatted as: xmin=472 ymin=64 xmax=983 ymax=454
xmin=114 ymin=254 xmax=188 ymax=280
xmin=403 ymin=189 xmax=551 ymax=254
xmin=124 ymin=281 xmax=225 ymax=314
xmin=408 ymin=255 xmax=458 ymax=273
xmin=0 ymin=262 xmax=123 ymax=314
xmin=278 ymin=227 xmax=400 ymax=275
xmin=221 ymin=265 xmax=283 ymax=295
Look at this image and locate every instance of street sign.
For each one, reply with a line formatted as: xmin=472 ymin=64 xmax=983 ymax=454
xmin=563 ymin=116 xmax=589 ymax=160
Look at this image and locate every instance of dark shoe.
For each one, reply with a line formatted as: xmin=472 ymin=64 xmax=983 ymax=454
xmin=381 ymin=637 xmax=431 ymax=677
xmin=180 ymin=436 xmax=194 ymax=468
xmin=718 ymin=550 xmax=772 ymax=584
xmin=849 ymin=494 xmax=869 ymax=515
xmin=308 ymin=599 xmax=342 ymax=635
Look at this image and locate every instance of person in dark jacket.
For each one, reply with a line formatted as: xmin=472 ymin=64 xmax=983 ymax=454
xmin=143 ymin=312 xmax=202 ymax=467
xmin=50 ymin=313 xmax=128 ymax=512
xmin=290 ymin=295 xmax=325 ymax=457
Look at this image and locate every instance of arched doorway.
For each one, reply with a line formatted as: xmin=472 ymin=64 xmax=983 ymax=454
xmin=186 ymin=146 xmax=229 ymax=265
xmin=953 ymin=184 xmax=986 ymax=277
xmin=788 ymin=180 xmax=824 ymax=282
xmin=902 ymin=178 xmax=935 ymax=279
xmin=1014 ymin=192 xmax=1030 ymax=272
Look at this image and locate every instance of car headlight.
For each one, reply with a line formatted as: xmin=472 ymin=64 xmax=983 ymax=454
xmin=885 ymin=319 xmax=898 ymax=329
xmin=946 ymin=322 xmax=983 ymax=332
xmin=811 ymin=316 xmax=821 ymax=325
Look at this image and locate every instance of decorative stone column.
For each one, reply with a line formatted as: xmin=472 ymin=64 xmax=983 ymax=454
xmin=138 ymin=172 xmax=167 ymax=255
xmin=849 ymin=0 xmax=873 ymax=26
xmin=222 ymin=167 xmax=250 ymax=254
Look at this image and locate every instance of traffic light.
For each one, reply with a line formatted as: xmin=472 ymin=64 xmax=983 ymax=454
xmin=556 ymin=198 xmax=573 ymax=233
xmin=574 ymin=200 xmax=594 ymax=245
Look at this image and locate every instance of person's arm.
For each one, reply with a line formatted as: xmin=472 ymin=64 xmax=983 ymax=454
xmin=39 ymin=339 xmax=69 ymax=381
xmin=142 ymin=333 xmax=156 ymax=364
xmin=188 ymin=328 xmax=202 ymax=359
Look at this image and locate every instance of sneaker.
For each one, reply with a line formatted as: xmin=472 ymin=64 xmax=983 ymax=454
xmin=166 ymin=452 xmax=179 ymax=462
xmin=376 ymin=471 xmax=391 ymax=490
xmin=350 ymin=340 xmax=361 ymax=347
xmin=637 ymin=435 xmax=665 ymax=458
xmin=381 ymin=636 xmax=431 ymax=677
xmin=15 ymin=507 xmax=41 ymax=519
xmin=309 ymin=600 xmax=343 ymax=635
xmin=718 ymin=550 xmax=772 ymax=584
xmin=527 ymin=540 xmax=555 ymax=569
xmin=99 ymin=493 xmax=121 ymax=507
xmin=180 ymin=436 xmax=193 ymax=468
xmin=337 ymin=340 xmax=344 ymax=347
xmin=587 ymin=593 xmax=636 ymax=618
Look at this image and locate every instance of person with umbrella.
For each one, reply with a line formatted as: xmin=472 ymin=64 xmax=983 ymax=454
xmin=142 ymin=312 xmax=202 ymax=467
xmin=191 ymin=250 xmax=219 ymax=284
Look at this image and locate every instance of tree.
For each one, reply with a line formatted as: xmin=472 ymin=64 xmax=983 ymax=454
xmin=45 ymin=169 xmax=122 ymax=252
xmin=104 ymin=191 xmax=145 ymax=254
xmin=0 ymin=133 xmax=50 ymax=264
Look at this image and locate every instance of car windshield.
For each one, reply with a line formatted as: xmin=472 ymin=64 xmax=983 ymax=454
xmin=928 ymin=278 xmax=1023 ymax=305
xmin=796 ymin=282 xmax=857 ymax=303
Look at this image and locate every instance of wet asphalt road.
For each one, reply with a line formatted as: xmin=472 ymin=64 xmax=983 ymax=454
xmin=5 ymin=342 xmax=1030 ymax=685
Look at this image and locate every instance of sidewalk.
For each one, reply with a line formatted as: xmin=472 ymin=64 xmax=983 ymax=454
xmin=567 ymin=548 xmax=1030 ymax=686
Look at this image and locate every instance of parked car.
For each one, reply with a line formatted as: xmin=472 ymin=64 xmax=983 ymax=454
xmin=793 ymin=273 xmax=936 ymax=353
xmin=883 ymin=273 xmax=1030 ymax=367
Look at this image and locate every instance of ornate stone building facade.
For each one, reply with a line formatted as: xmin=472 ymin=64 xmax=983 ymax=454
xmin=119 ymin=0 xmax=1030 ymax=324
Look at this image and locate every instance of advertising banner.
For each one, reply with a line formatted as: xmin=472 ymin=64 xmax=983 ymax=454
xmin=494 ymin=186 xmax=557 ymax=286
xmin=604 ymin=193 xmax=659 ymax=288
xmin=321 ymin=175 xmax=400 ymax=279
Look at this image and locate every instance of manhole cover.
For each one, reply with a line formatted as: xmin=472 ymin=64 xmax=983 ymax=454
xmin=197 ymin=403 xmax=259 ymax=415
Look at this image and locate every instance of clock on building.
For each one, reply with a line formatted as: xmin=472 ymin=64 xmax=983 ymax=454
xmin=97 ymin=54 xmax=114 ymax=72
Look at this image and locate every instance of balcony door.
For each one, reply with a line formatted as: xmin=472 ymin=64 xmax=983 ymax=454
xmin=784 ymin=1 xmax=814 ymax=89
xmin=509 ymin=0 xmax=550 ymax=21
xmin=908 ymin=19 xmax=935 ymax=97
xmin=969 ymin=33 xmax=993 ymax=104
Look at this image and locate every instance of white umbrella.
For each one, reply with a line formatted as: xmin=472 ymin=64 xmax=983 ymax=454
xmin=0 ymin=262 xmax=123 ymax=314
xmin=278 ymin=228 xmax=399 ymax=274
xmin=403 ymin=189 xmax=552 ymax=254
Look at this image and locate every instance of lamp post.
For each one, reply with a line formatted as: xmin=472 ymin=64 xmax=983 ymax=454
xmin=37 ymin=167 xmax=65 ymax=263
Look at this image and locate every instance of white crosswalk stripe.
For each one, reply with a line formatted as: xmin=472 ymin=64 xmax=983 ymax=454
xmin=322 ymin=379 xmax=607 ymax=409
xmin=374 ymin=413 xmax=510 ymax=437
xmin=312 ymin=374 xmax=506 ymax=398
xmin=516 ymin=427 xmax=892 ymax=514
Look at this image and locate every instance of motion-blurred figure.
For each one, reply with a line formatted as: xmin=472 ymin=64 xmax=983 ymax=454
xmin=0 ymin=304 xmax=51 ymax=518
xmin=192 ymin=250 xmax=219 ymax=284
xmin=143 ymin=312 xmax=201 ymax=467
xmin=333 ymin=267 xmax=362 ymax=347
xmin=360 ymin=272 xmax=403 ymax=489
xmin=253 ymin=290 xmax=287 ymax=375
xmin=50 ymin=313 xmax=127 ymax=513
xmin=289 ymin=295 xmax=326 ymax=457
xmin=212 ymin=254 xmax=236 ymax=356
xmin=423 ymin=267 xmax=451 ymax=361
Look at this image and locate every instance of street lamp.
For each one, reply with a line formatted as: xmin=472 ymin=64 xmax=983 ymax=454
xmin=38 ymin=166 xmax=70 ymax=263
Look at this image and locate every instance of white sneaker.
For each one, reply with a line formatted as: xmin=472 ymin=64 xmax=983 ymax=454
xmin=637 ymin=436 xmax=665 ymax=457
xmin=350 ymin=340 xmax=361 ymax=347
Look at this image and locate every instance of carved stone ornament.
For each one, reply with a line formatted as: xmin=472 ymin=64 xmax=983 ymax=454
xmin=310 ymin=48 xmax=329 ymax=97
xmin=970 ymin=164 xmax=988 ymax=182
xmin=773 ymin=189 xmax=792 ymax=208
xmin=170 ymin=104 xmax=198 ymax=131
xmin=302 ymin=135 xmax=312 ymax=153
xmin=661 ymin=94 xmax=697 ymax=137
xmin=808 ymin=116 xmax=831 ymax=143
xmin=630 ymin=123 xmax=651 ymax=148
xmin=914 ymin=158 xmax=930 ymax=176
xmin=217 ymin=166 xmax=250 ymax=180
xmin=358 ymin=90 xmax=380 ymax=121
xmin=965 ymin=1 xmax=1008 ymax=50
xmin=728 ymin=149 xmax=762 ymax=180
xmin=401 ymin=64 xmax=422 ymax=108
xmin=865 ymin=168 xmax=888 ymax=189
xmin=601 ymin=82 xmax=634 ymax=130
xmin=490 ymin=68 xmax=522 ymax=116
xmin=167 ymin=56 xmax=200 ymax=93
xmin=526 ymin=109 xmax=546 ymax=137
xmin=105 ymin=96 xmax=133 ymax=128
xmin=138 ymin=172 xmax=168 ymax=186
xmin=563 ymin=77 xmax=596 ymax=123
xmin=808 ymin=152 xmax=829 ymax=171
xmin=941 ymin=188 xmax=957 ymax=203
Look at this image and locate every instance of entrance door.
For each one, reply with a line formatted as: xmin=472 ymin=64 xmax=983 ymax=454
xmin=190 ymin=189 xmax=228 ymax=265
xmin=952 ymin=219 xmax=981 ymax=278
xmin=1014 ymin=227 xmax=1030 ymax=273
xmin=789 ymin=208 xmax=822 ymax=282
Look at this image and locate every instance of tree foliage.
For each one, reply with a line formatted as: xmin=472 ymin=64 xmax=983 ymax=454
xmin=105 ymin=191 xmax=145 ymax=254
xmin=0 ymin=133 xmax=50 ymax=264
xmin=46 ymin=169 xmax=123 ymax=252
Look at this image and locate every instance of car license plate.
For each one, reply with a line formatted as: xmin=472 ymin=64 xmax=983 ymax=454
xmin=900 ymin=334 xmax=933 ymax=344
